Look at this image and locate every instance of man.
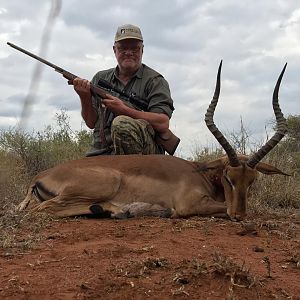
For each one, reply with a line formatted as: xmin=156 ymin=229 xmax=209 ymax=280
xmin=73 ymin=24 xmax=176 ymax=156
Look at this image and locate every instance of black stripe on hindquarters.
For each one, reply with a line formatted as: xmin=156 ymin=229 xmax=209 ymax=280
xmin=33 ymin=181 xmax=57 ymax=202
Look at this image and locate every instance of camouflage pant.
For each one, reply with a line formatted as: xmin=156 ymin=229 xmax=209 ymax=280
xmin=111 ymin=116 xmax=164 ymax=155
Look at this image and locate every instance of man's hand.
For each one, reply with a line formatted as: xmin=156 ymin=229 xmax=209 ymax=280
xmin=103 ymin=94 xmax=170 ymax=133
xmin=73 ymin=77 xmax=97 ymax=129
xmin=102 ymin=94 xmax=129 ymax=115
xmin=73 ymin=77 xmax=91 ymax=99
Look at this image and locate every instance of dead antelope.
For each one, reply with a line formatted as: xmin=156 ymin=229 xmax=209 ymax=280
xmin=18 ymin=62 xmax=289 ymax=221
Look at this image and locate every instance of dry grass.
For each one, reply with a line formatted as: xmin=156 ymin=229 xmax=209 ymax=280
xmin=111 ymin=253 xmax=256 ymax=298
xmin=287 ymin=246 xmax=300 ymax=269
xmin=0 ymin=116 xmax=92 ymax=252
xmin=112 ymin=257 xmax=169 ymax=278
xmin=0 ymin=152 xmax=28 ymax=207
xmin=248 ymin=155 xmax=300 ymax=218
xmin=0 ymin=210 xmax=55 ymax=251
xmin=0 ymin=152 xmax=53 ymax=252
xmin=211 ymin=252 xmax=256 ymax=288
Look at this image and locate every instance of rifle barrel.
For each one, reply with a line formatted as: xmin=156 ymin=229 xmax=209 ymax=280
xmin=7 ymin=42 xmax=64 ymax=72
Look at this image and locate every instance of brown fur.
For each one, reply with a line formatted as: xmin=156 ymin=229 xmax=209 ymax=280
xmin=18 ymin=154 xmax=287 ymax=220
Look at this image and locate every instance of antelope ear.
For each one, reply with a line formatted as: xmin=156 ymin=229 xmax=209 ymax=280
xmin=255 ymin=162 xmax=290 ymax=176
xmin=197 ymin=158 xmax=226 ymax=171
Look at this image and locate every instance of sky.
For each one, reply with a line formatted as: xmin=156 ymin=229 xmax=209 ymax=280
xmin=0 ymin=0 xmax=299 ymax=158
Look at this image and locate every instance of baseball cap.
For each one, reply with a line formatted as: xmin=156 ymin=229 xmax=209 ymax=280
xmin=114 ymin=24 xmax=143 ymax=42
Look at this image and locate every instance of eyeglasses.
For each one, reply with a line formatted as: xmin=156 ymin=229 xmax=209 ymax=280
xmin=116 ymin=46 xmax=142 ymax=54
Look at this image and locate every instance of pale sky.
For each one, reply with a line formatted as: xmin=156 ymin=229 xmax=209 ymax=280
xmin=1 ymin=0 xmax=299 ymax=157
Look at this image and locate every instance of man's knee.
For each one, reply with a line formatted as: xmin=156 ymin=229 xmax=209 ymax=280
xmin=111 ymin=115 xmax=137 ymax=135
xmin=111 ymin=116 xmax=143 ymax=154
xmin=112 ymin=115 xmax=152 ymax=137
xmin=111 ymin=115 xmax=162 ymax=155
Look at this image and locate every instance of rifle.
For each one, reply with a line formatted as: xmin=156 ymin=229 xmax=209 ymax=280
xmin=7 ymin=42 xmax=180 ymax=155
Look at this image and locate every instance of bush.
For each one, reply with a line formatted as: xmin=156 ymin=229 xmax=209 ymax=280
xmin=249 ymin=115 xmax=300 ymax=213
xmin=0 ymin=110 xmax=92 ymax=209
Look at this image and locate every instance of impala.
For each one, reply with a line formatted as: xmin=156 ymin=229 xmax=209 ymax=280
xmin=18 ymin=62 xmax=289 ymax=221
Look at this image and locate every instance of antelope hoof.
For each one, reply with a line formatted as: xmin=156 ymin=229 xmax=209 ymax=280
xmin=89 ymin=204 xmax=111 ymax=218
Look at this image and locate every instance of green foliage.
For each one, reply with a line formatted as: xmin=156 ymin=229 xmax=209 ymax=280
xmin=285 ymin=115 xmax=300 ymax=144
xmin=249 ymin=115 xmax=300 ymax=212
xmin=265 ymin=115 xmax=300 ymax=176
xmin=0 ymin=110 xmax=92 ymax=209
xmin=0 ymin=111 xmax=92 ymax=176
xmin=191 ymin=146 xmax=224 ymax=162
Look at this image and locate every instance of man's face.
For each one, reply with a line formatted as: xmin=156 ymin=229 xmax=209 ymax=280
xmin=113 ymin=39 xmax=143 ymax=74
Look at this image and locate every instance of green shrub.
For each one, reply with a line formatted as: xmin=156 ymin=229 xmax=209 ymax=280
xmin=249 ymin=115 xmax=300 ymax=213
xmin=0 ymin=110 xmax=92 ymax=210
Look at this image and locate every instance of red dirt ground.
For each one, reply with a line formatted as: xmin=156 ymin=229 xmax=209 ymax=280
xmin=0 ymin=213 xmax=299 ymax=300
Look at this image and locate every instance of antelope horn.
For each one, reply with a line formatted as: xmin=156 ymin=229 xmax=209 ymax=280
xmin=247 ymin=63 xmax=288 ymax=169
xmin=205 ymin=61 xmax=240 ymax=167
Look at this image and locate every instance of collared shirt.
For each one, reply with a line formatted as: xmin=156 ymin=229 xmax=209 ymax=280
xmin=87 ymin=64 xmax=174 ymax=155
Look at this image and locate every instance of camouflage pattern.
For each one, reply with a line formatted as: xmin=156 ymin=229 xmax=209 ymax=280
xmin=111 ymin=116 xmax=164 ymax=155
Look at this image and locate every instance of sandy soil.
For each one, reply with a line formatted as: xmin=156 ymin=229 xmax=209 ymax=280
xmin=0 ymin=213 xmax=299 ymax=300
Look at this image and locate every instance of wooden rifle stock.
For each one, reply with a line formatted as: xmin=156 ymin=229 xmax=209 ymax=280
xmin=155 ymin=130 xmax=180 ymax=155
